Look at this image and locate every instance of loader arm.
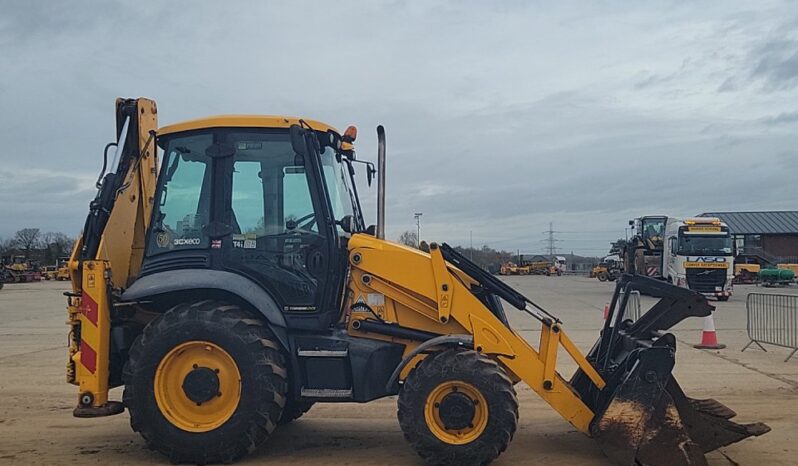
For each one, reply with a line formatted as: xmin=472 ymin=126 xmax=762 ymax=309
xmin=345 ymin=234 xmax=768 ymax=465
xmin=66 ymin=98 xmax=158 ymax=416
xmin=346 ymin=234 xmax=604 ymax=433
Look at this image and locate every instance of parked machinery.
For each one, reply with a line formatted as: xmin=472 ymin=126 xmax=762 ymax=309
xmin=591 ymin=255 xmax=622 ymax=282
xmin=734 ymin=263 xmax=760 ymax=284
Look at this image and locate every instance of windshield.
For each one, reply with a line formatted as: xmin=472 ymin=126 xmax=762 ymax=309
xmin=318 ymin=145 xmax=360 ymax=233
xmin=641 ymin=217 xmax=665 ymax=245
xmin=677 ymin=234 xmax=732 ymax=256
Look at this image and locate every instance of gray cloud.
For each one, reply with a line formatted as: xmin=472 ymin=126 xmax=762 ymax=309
xmin=751 ymin=40 xmax=798 ymax=90
xmin=1 ymin=1 xmax=797 ymax=256
xmin=762 ymin=110 xmax=798 ymax=125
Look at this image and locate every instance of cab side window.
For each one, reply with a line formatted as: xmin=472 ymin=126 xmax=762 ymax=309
xmin=149 ymin=134 xmax=212 ymax=254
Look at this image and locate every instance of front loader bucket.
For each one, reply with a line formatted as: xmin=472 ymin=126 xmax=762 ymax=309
xmin=571 ymin=275 xmax=770 ymax=466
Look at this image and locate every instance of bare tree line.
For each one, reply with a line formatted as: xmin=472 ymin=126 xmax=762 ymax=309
xmin=0 ymin=228 xmax=75 ymax=265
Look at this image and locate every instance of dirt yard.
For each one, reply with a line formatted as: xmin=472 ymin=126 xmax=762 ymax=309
xmin=1 ymin=277 xmax=797 ymax=465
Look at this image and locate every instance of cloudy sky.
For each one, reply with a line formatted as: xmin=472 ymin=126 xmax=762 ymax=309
xmin=1 ymin=1 xmax=796 ymax=256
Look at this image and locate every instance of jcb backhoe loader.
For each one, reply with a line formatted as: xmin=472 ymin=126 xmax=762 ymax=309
xmin=65 ymin=98 xmax=768 ymax=465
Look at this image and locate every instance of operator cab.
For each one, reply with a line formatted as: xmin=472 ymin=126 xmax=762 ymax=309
xmin=142 ymin=116 xmax=366 ymax=330
xmin=639 ymin=216 xmax=666 ymax=249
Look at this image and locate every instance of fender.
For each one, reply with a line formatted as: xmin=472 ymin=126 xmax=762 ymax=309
xmin=385 ymin=334 xmax=474 ymax=392
xmin=121 ymin=269 xmax=288 ymax=347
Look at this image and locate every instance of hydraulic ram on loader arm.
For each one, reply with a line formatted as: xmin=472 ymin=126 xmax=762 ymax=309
xmin=345 ymin=237 xmax=769 ymax=465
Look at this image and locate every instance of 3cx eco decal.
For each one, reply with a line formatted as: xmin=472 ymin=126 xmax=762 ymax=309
xmin=173 ymin=237 xmax=201 ymax=246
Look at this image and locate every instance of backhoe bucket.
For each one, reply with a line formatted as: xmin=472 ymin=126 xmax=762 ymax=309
xmin=571 ymin=275 xmax=770 ymax=466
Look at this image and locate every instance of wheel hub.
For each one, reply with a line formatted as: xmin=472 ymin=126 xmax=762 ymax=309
xmin=154 ymin=340 xmax=242 ymax=432
xmin=438 ymin=391 xmax=476 ymax=430
xmin=424 ymin=380 xmax=489 ymax=445
xmin=182 ymin=366 xmax=220 ymax=404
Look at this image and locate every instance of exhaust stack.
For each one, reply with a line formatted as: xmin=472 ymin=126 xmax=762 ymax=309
xmin=376 ymin=125 xmax=386 ymax=240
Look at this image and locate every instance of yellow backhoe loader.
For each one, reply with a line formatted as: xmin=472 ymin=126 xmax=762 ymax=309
xmin=65 ymin=98 xmax=768 ymax=465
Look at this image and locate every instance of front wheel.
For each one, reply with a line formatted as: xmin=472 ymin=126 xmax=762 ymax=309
xmin=123 ymin=300 xmax=287 ymax=464
xmin=398 ymin=350 xmax=518 ymax=465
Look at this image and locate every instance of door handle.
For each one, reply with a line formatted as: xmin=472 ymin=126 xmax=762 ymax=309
xmin=308 ymin=250 xmax=324 ymax=275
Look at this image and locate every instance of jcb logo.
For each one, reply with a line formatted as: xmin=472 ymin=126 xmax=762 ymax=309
xmin=687 ymin=256 xmax=726 ymax=263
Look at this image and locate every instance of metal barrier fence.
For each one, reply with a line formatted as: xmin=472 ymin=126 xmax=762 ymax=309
xmin=744 ymin=293 xmax=798 ymax=362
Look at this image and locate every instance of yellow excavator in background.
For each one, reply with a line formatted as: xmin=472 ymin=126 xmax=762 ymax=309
xmin=65 ymin=98 xmax=768 ymax=465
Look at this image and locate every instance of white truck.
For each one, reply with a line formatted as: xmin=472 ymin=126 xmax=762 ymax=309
xmin=553 ymin=255 xmax=567 ymax=274
xmin=663 ymin=217 xmax=734 ymax=301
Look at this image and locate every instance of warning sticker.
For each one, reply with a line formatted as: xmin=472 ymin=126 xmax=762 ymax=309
xmin=367 ymin=293 xmax=385 ymax=306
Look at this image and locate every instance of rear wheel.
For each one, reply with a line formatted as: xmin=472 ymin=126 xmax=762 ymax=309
xmin=123 ymin=300 xmax=287 ymax=464
xmin=597 ymin=271 xmax=608 ymax=282
xmin=279 ymin=398 xmax=314 ymax=425
xmin=398 ymin=350 xmax=518 ymax=465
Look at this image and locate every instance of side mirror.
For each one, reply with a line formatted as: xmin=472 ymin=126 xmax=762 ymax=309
xmin=337 ymin=215 xmax=356 ymax=234
xmin=290 ymin=125 xmax=308 ymax=156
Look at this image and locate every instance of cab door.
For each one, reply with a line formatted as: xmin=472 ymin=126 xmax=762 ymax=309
xmin=222 ymin=128 xmax=343 ymax=330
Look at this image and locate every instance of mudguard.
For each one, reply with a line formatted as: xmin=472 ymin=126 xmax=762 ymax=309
xmin=121 ymin=269 xmax=289 ymax=347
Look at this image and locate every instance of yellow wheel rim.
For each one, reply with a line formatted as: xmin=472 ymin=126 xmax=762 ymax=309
xmin=424 ymin=381 xmax=489 ymax=445
xmin=154 ymin=341 xmax=241 ymax=432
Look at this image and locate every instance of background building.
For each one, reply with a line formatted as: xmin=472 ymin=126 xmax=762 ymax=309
xmin=700 ymin=211 xmax=798 ymax=266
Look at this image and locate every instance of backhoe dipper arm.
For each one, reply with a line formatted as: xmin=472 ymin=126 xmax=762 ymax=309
xmin=67 ymin=98 xmax=158 ymax=417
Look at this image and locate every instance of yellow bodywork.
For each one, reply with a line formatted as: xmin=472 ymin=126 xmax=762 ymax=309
xmin=158 ymin=115 xmax=338 ymax=136
xmin=345 ymin=234 xmax=604 ymax=434
xmin=67 ymin=260 xmax=113 ymax=406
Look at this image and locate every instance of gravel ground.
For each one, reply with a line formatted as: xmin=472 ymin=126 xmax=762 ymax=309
xmin=1 ymin=277 xmax=796 ymax=465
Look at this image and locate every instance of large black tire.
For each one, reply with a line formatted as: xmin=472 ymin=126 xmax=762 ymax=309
xmin=279 ymin=398 xmax=314 ymax=425
xmin=398 ymin=350 xmax=518 ymax=466
xmin=122 ymin=300 xmax=287 ymax=464
xmin=717 ymin=296 xmax=730 ymax=302
xmin=597 ymin=271 xmax=608 ymax=282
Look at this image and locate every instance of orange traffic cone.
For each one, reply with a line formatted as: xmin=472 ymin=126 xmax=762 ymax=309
xmin=694 ymin=313 xmax=726 ymax=349
xmin=603 ymin=303 xmax=610 ymax=320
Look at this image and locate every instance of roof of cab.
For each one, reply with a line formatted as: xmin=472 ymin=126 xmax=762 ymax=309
xmin=157 ymin=115 xmax=339 ymax=136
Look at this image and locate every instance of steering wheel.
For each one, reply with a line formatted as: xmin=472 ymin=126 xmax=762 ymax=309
xmin=287 ymin=212 xmax=316 ymax=232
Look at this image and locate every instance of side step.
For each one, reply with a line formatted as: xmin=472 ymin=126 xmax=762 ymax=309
xmin=300 ymin=388 xmax=353 ymax=399
xmin=297 ymin=346 xmax=353 ymax=400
